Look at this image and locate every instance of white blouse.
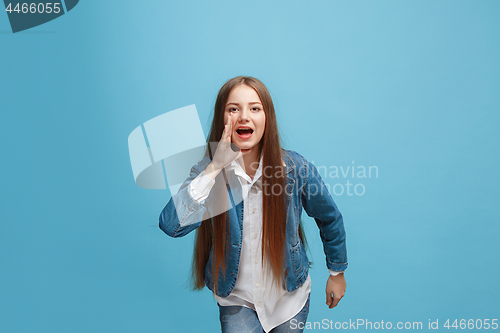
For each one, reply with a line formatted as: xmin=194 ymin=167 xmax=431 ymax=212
xmin=186 ymin=155 xmax=338 ymax=332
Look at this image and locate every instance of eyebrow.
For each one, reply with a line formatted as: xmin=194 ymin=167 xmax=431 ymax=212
xmin=226 ymin=102 xmax=262 ymax=106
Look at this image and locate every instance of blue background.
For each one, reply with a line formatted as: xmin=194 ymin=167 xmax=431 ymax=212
xmin=1 ymin=1 xmax=499 ymax=332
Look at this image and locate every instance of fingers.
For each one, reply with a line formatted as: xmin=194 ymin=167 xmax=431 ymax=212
xmin=220 ymin=114 xmax=231 ymax=143
xmin=221 ymin=123 xmax=228 ymax=143
xmin=326 ymin=291 xmax=343 ymax=309
xmin=221 ymin=114 xmax=232 ymax=142
xmin=227 ymin=113 xmax=234 ymax=142
xmin=326 ymin=290 xmax=333 ymax=308
xmin=331 ymin=294 xmax=341 ymax=308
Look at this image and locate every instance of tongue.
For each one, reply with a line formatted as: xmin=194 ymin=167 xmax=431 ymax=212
xmin=238 ymin=131 xmax=252 ymax=139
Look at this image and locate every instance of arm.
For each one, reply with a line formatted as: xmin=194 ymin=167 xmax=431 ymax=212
xmin=188 ymin=168 xmax=216 ymax=202
xmin=301 ymin=158 xmax=348 ymax=271
xmin=301 ymin=157 xmax=348 ymax=308
xmin=159 ymin=114 xmax=241 ymax=238
xmin=159 ymin=159 xmax=219 ymax=238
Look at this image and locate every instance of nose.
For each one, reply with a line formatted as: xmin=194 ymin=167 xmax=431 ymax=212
xmin=238 ymin=108 xmax=250 ymax=122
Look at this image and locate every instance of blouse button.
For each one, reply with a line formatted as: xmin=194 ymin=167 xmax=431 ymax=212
xmin=252 ymin=208 xmax=256 ymax=213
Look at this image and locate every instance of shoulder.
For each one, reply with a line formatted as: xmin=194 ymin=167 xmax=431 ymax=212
xmin=282 ymin=148 xmax=309 ymax=165
xmin=282 ymin=149 xmax=310 ymax=178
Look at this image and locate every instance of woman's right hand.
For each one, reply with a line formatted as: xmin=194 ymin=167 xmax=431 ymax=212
xmin=206 ymin=113 xmax=242 ymax=178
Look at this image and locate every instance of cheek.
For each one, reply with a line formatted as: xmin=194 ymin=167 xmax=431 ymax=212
xmin=258 ymin=116 xmax=266 ymax=133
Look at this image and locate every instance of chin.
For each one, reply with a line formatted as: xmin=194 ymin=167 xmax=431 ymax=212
xmin=238 ymin=144 xmax=256 ymax=151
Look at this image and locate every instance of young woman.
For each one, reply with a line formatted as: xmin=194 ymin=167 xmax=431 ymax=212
xmin=159 ymin=76 xmax=348 ymax=333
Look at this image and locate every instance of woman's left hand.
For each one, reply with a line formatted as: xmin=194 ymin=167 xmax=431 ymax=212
xmin=325 ymin=272 xmax=346 ymax=309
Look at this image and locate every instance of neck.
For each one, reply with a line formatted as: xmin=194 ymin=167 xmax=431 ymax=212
xmin=238 ymin=147 xmax=261 ymax=180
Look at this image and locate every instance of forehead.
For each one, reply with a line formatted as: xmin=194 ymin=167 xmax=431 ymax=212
xmin=226 ymin=84 xmax=262 ymax=104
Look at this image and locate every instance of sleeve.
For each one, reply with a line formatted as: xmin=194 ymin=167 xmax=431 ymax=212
xmin=159 ymin=158 xmax=214 ymax=238
xmin=329 ymin=269 xmax=342 ymax=276
xmin=188 ymin=170 xmax=216 ymax=203
xmin=301 ymin=157 xmax=348 ymax=272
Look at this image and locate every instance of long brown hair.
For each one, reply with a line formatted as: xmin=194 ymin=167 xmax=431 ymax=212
xmin=191 ymin=76 xmax=306 ymax=292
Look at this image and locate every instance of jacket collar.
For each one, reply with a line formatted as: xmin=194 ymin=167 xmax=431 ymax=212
xmin=282 ymin=150 xmax=295 ymax=175
xmin=226 ymin=151 xmax=294 ymax=178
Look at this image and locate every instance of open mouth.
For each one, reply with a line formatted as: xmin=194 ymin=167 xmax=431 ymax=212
xmin=236 ymin=127 xmax=254 ymax=139
xmin=236 ymin=128 xmax=254 ymax=135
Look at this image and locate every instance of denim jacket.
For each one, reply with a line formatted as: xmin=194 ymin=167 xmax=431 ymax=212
xmin=159 ymin=149 xmax=348 ymax=297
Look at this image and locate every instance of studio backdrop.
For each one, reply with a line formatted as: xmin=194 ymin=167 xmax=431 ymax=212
xmin=1 ymin=1 xmax=499 ymax=332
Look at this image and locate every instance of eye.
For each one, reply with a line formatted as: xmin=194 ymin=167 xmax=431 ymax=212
xmin=228 ymin=107 xmax=238 ymax=112
xmin=251 ymin=107 xmax=261 ymax=111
